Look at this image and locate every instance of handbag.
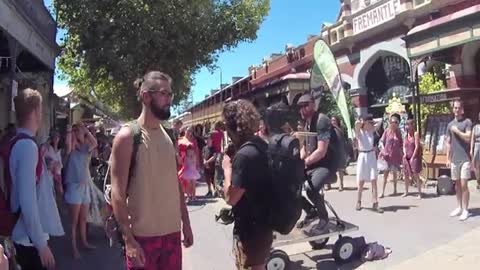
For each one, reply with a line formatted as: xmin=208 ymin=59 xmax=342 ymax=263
xmin=87 ymin=177 xmax=107 ymax=226
xmin=377 ymin=159 xmax=388 ymax=171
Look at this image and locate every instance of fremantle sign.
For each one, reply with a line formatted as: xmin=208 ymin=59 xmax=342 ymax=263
xmin=353 ymin=0 xmax=401 ymax=35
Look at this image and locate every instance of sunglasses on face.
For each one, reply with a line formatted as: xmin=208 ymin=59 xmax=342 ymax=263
xmin=390 ymin=121 xmax=399 ymax=124
xmin=148 ymin=90 xmax=174 ymax=99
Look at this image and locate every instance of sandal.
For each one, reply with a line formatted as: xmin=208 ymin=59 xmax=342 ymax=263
xmin=373 ymin=202 xmax=384 ymax=213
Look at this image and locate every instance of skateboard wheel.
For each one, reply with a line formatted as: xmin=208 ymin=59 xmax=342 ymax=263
xmin=309 ymin=237 xmax=329 ymax=250
xmin=266 ymin=249 xmax=290 ymax=270
xmin=333 ymin=236 xmax=356 ymax=264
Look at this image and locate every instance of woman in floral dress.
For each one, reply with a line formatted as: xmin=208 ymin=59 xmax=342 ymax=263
xmin=379 ymin=114 xmax=403 ymax=198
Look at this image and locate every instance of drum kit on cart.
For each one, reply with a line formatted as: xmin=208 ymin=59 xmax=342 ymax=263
xmin=265 ymin=131 xmax=363 ymax=270
xmin=266 ymin=201 xmax=361 ymax=270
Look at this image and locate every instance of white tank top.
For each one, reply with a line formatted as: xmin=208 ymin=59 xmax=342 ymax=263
xmin=357 ymin=130 xmax=375 ymax=152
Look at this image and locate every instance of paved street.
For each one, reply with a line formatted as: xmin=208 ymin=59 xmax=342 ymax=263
xmin=51 ymin=166 xmax=480 ymax=269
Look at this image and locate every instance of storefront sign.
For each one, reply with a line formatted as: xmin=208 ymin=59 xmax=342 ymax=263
xmin=353 ymin=0 xmax=401 ymax=35
xmin=420 ymin=93 xmax=449 ymax=104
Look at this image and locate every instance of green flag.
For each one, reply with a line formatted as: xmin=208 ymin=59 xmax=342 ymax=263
xmin=310 ymin=40 xmax=353 ymax=139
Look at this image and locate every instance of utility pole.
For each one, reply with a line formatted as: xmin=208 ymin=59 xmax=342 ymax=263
xmin=219 ymin=67 xmax=223 ymax=90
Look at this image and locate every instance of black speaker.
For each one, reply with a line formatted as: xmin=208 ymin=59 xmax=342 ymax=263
xmin=437 ymin=175 xmax=455 ymax=196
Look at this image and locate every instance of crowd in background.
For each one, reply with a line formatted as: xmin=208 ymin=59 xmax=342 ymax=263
xmin=0 ymin=94 xmax=115 ymax=270
xmin=2 ymin=73 xmax=480 ymax=270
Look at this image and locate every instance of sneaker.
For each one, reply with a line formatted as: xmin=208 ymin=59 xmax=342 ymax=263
xmin=205 ymin=191 xmax=213 ymax=197
xmin=303 ymin=219 xmax=329 ymax=236
xmin=449 ymin=207 xmax=462 ymax=217
xmin=296 ymin=212 xmax=318 ymax=229
xmin=459 ymin=210 xmax=470 ymax=221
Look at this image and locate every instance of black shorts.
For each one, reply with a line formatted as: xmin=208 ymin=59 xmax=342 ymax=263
xmin=204 ymin=167 xmax=215 ymax=179
xmin=233 ymin=231 xmax=273 ymax=269
xmin=306 ymin=167 xmax=337 ymax=190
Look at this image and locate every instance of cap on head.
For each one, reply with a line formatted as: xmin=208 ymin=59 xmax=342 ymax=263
xmin=297 ymin=93 xmax=314 ymax=105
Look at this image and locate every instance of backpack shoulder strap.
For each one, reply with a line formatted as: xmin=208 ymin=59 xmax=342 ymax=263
xmin=127 ymin=120 xmax=142 ymax=180
xmin=9 ymin=134 xmax=42 ymax=182
xmin=0 ymin=134 xmax=40 ymax=198
xmin=161 ymin=125 xmax=177 ymax=148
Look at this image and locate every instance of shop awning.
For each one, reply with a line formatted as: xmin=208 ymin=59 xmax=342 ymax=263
xmin=404 ymin=4 xmax=480 ymax=59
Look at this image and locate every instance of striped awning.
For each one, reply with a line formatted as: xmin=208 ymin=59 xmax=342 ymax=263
xmin=404 ymin=4 xmax=480 ymax=59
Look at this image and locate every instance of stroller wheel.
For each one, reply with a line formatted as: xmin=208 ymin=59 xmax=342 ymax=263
xmin=333 ymin=236 xmax=356 ymax=264
xmin=266 ymin=250 xmax=290 ymax=270
xmin=309 ymin=237 xmax=329 ymax=250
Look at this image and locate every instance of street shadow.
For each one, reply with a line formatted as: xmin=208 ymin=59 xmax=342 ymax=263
xmin=316 ymin=259 xmax=365 ymax=270
xmin=469 ymin=208 xmax=480 ymax=217
xmin=289 ymin=260 xmax=311 ymax=270
xmin=419 ymin=193 xmax=439 ymax=199
xmin=381 ymin=205 xmax=417 ymax=212
xmin=288 ymin=250 xmax=365 ymax=270
xmin=51 ymin=203 xmax=126 ymax=270
xmin=343 ymin=187 xmax=359 ymax=191
xmin=186 ymin=197 xmax=218 ymax=206
xmin=327 ymin=187 xmax=359 ymax=192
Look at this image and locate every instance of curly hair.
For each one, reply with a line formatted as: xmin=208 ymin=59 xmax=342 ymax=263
xmin=223 ymin=99 xmax=260 ymax=140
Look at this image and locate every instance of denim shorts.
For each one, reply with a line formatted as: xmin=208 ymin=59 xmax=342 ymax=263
xmin=64 ymin=182 xmax=91 ymax=205
xmin=451 ymin=162 xmax=471 ymax=181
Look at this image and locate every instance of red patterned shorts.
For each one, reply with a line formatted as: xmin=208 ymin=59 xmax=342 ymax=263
xmin=126 ymin=232 xmax=182 ymax=270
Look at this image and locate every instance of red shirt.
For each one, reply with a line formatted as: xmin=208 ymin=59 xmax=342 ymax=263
xmin=211 ymin=129 xmax=223 ymax=153
xmin=177 ymin=137 xmax=200 ymax=169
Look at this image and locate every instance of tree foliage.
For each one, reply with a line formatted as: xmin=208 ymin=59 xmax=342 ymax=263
xmin=412 ymin=71 xmax=450 ymax=128
xmin=54 ymin=0 xmax=270 ymax=118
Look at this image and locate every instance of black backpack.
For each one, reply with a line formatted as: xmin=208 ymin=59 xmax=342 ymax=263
xmin=248 ymin=134 xmax=305 ymax=235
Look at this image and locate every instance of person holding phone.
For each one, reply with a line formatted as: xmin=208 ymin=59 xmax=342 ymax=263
xmin=355 ymin=115 xmax=383 ymax=213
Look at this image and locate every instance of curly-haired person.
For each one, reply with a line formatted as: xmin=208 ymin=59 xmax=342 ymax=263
xmin=221 ymin=100 xmax=272 ymax=270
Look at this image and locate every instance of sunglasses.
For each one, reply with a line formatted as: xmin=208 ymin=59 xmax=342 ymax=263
xmin=148 ymin=90 xmax=174 ymax=99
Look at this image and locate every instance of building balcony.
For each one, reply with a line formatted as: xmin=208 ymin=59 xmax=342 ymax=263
xmin=10 ymin=0 xmax=57 ymax=44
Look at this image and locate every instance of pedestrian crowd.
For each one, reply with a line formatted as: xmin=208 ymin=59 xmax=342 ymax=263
xmin=1 ymin=72 xmax=480 ymax=270
xmin=0 ymin=89 xmax=114 ymax=270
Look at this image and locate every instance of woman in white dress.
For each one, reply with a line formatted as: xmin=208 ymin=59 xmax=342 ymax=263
xmin=355 ymin=115 xmax=383 ymax=213
xmin=44 ymin=130 xmax=64 ymax=196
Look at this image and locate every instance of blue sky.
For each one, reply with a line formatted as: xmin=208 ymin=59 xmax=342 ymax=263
xmin=44 ymin=0 xmax=340 ymax=102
